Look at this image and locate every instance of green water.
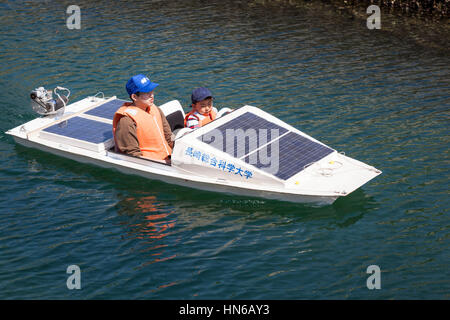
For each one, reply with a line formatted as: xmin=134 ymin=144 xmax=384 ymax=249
xmin=0 ymin=0 xmax=448 ymax=299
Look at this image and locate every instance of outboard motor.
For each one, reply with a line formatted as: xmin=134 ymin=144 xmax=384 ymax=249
xmin=30 ymin=86 xmax=70 ymax=116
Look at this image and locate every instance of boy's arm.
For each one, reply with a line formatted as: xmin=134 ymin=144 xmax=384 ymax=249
xmin=185 ymin=116 xmax=200 ymax=129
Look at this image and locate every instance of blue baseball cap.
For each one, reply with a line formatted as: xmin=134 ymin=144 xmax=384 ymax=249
xmin=126 ymin=74 xmax=159 ymax=95
xmin=191 ymin=87 xmax=213 ymax=104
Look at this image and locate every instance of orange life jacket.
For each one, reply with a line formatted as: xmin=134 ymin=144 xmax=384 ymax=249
xmin=112 ymin=103 xmax=172 ymax=160
xmin=184 ymin=109 xmax=217 ymax=128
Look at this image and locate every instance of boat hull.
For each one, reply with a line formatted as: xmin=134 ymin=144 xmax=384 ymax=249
xmin=12 ymin=135 xmax=339 ymax=205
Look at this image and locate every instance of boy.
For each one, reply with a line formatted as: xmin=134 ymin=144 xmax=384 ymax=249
xmin=184 ymin=87 xmax=218 ymax=129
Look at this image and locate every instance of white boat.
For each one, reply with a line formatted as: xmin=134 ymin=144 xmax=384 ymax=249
xmin=5 ymin=93 xmax=381 ymax=206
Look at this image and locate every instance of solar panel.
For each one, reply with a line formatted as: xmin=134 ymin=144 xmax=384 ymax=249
xmin=84 ymin=99 xmax=126 ymax=120
xmin=243 ymin=132 xmax=334 ymax=180
xmin=198 ymin=112 xmax=288 ymax=158
xmin=42 ymin=116 xmax=113 ymax=144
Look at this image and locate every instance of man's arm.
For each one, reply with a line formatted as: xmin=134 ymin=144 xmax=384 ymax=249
xmin=114 ymin=116 xmax=142 ymax=157
xmin=157 ymin=107 xmax=174 ymax=148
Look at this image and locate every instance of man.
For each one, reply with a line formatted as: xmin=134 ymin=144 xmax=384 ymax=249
xmin=113 ymin=74 xmax=173 ymax=162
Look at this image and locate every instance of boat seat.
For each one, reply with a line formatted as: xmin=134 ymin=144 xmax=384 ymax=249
xmin=158 ymin=100 xmax=186 ymax=132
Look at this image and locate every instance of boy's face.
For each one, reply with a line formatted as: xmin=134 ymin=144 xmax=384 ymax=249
xmin=132 ymin=91 xmax=155 ymax=109
xmin=193 ymin=97 xmax=213 ymax=115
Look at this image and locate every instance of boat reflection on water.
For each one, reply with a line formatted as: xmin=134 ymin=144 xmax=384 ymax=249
xmin=115 ymin=193 xmax=178 ymax=267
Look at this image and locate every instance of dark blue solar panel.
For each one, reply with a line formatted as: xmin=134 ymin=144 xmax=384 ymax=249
xmin=199 ymin=112 xmax=288 ymax=158
xmin=243 ymin=132 xmax=334 ymax=180
xmin=43 ymin=116 xmax=113 ymax=144
xmin=85 ymin=99 xmax=127 ymax=120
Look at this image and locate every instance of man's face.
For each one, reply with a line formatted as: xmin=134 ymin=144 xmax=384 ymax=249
xmin=133 ymin=91 xmax=154 ymax=108
xmin=193 ymin=97 xmax=212 ymax=115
